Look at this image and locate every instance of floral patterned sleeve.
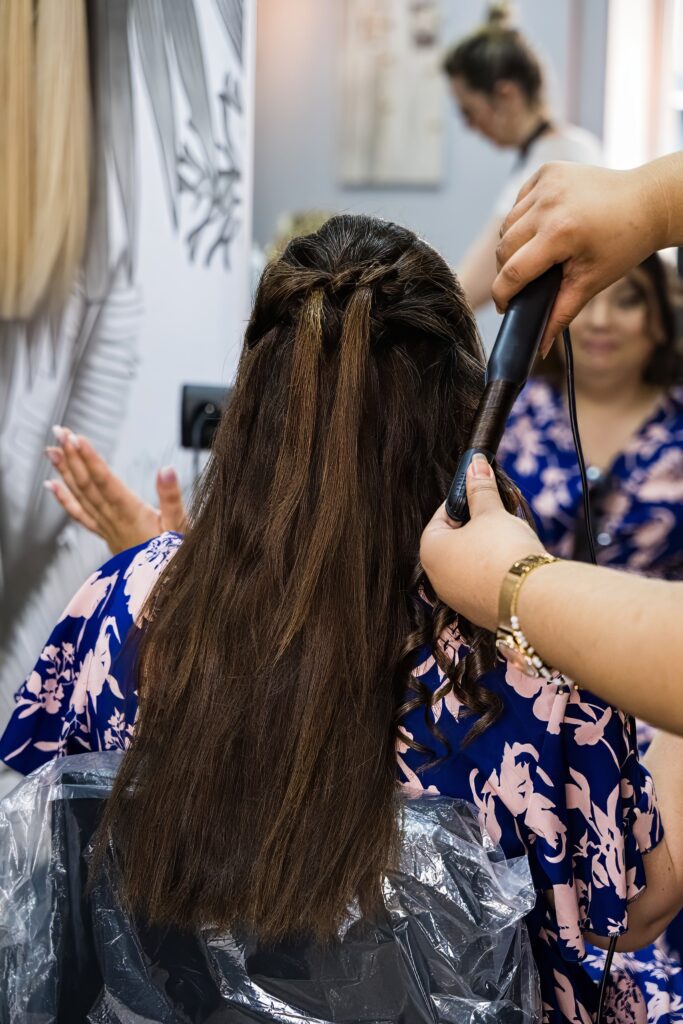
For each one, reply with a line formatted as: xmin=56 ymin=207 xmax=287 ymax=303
xmin=0 ymin=532 xmax=182 ymax=776
xmin=397 ymin=618 xmax=664 ymax=1020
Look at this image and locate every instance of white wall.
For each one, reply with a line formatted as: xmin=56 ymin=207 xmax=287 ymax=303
xmin=252 ymin=0 xmax=607 ymax=344
xmin=114 ymin=0 xmax=256 ymax=493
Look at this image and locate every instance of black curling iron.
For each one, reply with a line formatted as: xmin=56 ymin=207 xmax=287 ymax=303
xmin=445 ymin=262 xmax=619 ymax=1017
xmin=446 ymin=264 xmax=563 ymax=522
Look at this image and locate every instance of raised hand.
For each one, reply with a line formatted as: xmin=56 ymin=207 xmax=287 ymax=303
xmin=45 ymin=427 xmax=187 ymax=554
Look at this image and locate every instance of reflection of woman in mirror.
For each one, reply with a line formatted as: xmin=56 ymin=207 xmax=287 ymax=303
xmin=499 ymin=253 xmax=683 ymax=1009
xmin=2 ymin=216 xmax=683 ymax=1021
xmin=499 ymin=254 xmax=683 ymax=578
xmin=444 ymin=2 xmax=601 ymax=309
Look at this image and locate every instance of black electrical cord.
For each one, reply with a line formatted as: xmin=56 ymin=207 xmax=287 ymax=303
xmin=563 ymin=326 xmax=618 ymax=1022
xmin=191 ymin=403 xmax=218 ymax=479
xmin=597 ymin=937 xmax=618 ymax=1024
xmin=562 ymin=328 xmax=597 ymax=566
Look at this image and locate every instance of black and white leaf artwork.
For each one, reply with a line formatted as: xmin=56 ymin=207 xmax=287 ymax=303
xmin=0 ymin=0 xmax=247 ymax=718
xmin=178 ymin=76 xmax=242 ymax=268
xmin=132 ymin=0 xmax=244 ymax=266
xmin=214 ymin=0 xmax=244 ymax=65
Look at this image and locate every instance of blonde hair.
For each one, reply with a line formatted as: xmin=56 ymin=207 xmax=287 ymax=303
xmin=0 ymin=0 xmax=90 ymax=320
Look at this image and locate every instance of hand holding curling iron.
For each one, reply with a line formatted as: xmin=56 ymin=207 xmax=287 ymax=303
xmin=423 ymin=456 xmax=546 ymax=631
xmin=423 ymin=151 xmax=683 ymax=734
xmin=493 ymin=155 xmax=683 ymax=352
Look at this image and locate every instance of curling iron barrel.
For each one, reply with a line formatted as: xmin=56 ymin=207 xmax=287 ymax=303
xmin=446 ymin=264 xmax=562 ymax=522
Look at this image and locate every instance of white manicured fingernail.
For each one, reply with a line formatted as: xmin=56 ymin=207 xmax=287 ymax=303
xmin=52 ymin=425 xmax=67 ymax=444
xmin=159 ymin=466 xmax=177 ymax=484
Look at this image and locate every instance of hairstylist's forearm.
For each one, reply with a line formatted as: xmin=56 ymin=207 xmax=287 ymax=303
xmin=518 ymin=561 xmax=683 ymax=733
xmin=421 ymin=468 xmax=683 ymax=733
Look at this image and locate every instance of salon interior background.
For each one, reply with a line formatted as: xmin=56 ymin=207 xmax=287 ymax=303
xmin=255 ymin=0 xmax=606 ymax=346
xmin=254 ymin=0 xmax=681 ymax=341
xmin=1 ymin=0 xmax=682 ymax=798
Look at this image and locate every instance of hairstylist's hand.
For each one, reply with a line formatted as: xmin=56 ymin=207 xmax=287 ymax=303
xmin=492 ymin=161 xmax=672 ymax=353
xmin=420 ymin=456 xmax=546 ymax=630
xmin=44 ymin=427 xmax=188 ymax=555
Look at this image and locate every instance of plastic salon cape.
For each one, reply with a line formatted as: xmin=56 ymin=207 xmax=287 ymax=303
xmin=0 ymin=752 xmax=540 ymax=1024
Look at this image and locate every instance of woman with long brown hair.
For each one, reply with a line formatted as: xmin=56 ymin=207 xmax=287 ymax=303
xmin=2 ymin=215 xmax=683 ymax=1021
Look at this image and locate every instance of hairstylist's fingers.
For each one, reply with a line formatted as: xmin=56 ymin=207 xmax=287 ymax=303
xmin=156 ymin=467 xmax=188 ymax=533
xmin=540 ymin=277 xmax=590 ymax=354
xmin=495 ymin=211 xmax=537 ymax=274
xmin=422 ymin=501 xmax=462 ymax=539
xmin=498 ymin=189 xmax=536 ymax=243
xmin=491 ymin=238 xmax=562 ymax=312
xmin=44 ymin=479 xmax=100 ymax=534
xmin=514 ymin=166 xmax=541 ymax=206
xmin=465 ymin=455 xmax=504 ymax=517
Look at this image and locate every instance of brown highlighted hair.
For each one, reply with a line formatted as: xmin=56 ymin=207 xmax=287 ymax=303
xmin=442 ymin=3 xmax=544 ymax=106
xmin=100 ymin=215 xmax=526 ymax=942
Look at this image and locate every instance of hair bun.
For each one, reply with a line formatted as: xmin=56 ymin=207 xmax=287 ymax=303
xmin=486 ymin=2 xmax=512 ymax=28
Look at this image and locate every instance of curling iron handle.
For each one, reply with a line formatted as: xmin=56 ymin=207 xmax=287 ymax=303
xmin=445 ymin=265 xmax=563 ymax=524
xmin=445 ymin=378 xmax=519 ymax=523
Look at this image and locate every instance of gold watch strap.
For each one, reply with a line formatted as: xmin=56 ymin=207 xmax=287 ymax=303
xmin=498 ymin=553 xmax=558 ymax=633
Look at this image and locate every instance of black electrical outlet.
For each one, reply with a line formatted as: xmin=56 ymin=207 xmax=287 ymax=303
xmin=180 ymin=384 xmax=232 ymax=450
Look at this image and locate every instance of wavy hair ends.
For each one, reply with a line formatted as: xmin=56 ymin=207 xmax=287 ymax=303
xmin=97 ymin=214 xmax=527 ymax=943
xmin=0 ymin=0 xmax=90 ymax=320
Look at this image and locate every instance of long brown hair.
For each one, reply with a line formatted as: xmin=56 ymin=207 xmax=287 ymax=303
xmin=100 ymin=215 xmax=525 ymax=942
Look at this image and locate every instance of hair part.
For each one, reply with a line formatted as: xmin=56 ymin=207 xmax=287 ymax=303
xmin=0 ymin=0 xmax=90 ymax=320
xmin=442 ymin=4 xmax=543 ymax=105
xmin=96 ymin=214 xmax=528 ymax=943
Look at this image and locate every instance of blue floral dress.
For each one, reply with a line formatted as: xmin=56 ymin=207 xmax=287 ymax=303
xmin=0 ymin=531 xmax=681 ymax=1023
xmin=498 ymin=380 xmax=683 ymax=579
xmin=498 ymin=377 xmax=683 ymax=1021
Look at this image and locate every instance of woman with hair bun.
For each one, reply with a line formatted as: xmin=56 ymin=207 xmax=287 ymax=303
xmin=443 ymin=2 xmax=601 ymax=310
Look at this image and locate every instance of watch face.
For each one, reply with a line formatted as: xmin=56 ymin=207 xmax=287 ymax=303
xmin=496 ymin=638 xmax=540 ymax=678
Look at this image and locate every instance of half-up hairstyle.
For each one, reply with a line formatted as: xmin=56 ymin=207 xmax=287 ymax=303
xmin=99 ymin=215 xmax=527 ymax=942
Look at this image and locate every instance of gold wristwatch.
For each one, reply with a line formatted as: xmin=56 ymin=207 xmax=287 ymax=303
xmin=496 ymin=553 xmax=558 ymax=678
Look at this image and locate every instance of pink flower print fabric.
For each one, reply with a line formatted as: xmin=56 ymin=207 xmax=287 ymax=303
xmin=499 ymin=378 xmax=683 ymax=1017
xmin=398 ymin=612 xmax=668 ymax=1022
xmin=0 ymin=533 xmax=182 ymax=774
xmin=0 ymin=531 xmax=676 ymax=1021
xmin=498 ymin=380 xmax=683 ymax=579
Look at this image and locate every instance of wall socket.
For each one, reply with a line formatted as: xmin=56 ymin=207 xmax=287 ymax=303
xmin=180 ymin=384 xmax=232 ymax=450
